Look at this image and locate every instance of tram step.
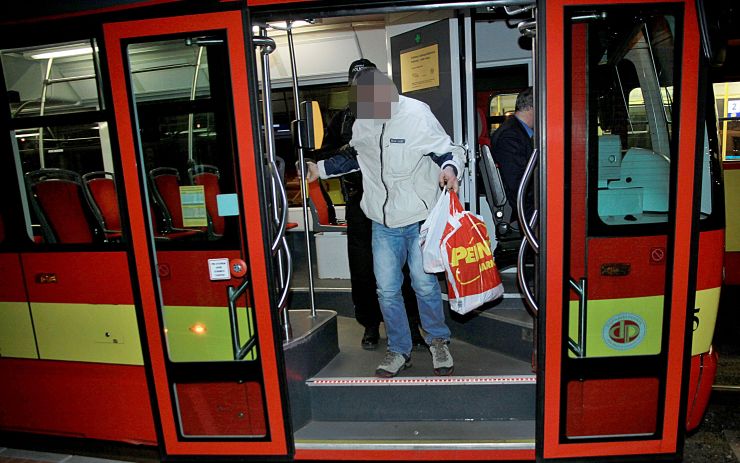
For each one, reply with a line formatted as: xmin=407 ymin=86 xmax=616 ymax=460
xmin=304 ymin=315 xmax=535 ymax=422
xmin=306 ymin=375 xmax=535 ymax=422
xmin=284 ymin=310 xmax=340 ymax=430
xmin=293 ymin=418 xmax=536 ymax=449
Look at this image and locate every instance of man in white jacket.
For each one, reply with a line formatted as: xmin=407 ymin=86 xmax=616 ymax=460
xmin=306 ymin=67 xmax=465 ymax=377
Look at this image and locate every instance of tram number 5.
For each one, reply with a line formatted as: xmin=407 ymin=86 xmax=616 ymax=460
xmin=692 ymin=307 xmax=701 ymax=331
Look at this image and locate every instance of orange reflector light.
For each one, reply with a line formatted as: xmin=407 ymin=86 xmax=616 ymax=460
xmin=189 ymin=323 xmax=207 ymax=335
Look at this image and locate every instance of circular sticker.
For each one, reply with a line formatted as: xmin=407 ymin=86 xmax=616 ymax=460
xmin=603 ymin=312 xmax=646 ymax=351
xmin=650 ymin=247 xmax=665 ymax=264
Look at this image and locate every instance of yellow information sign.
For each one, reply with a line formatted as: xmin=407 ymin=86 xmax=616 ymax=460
xmin=400 ymin=43 xmax=440 ymax=93
xmin=179 ymin=185 xmax=208 ymax=227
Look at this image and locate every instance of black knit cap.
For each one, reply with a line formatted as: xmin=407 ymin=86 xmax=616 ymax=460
xmin=348 ymin=58 xmax=376 ymax=84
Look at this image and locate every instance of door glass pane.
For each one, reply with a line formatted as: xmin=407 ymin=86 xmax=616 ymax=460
xmin=129 ymin=38 xmax=230 ymax=245
xmin=127 ymin=36 xmax=264 ymax=438
xmin=594 ymin=14 xmax=676 ymax=226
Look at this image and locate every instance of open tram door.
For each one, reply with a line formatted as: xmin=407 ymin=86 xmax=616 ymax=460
xmin=536 ymin=0 xmax=710 ymax=460
xmin=103 ymin=10 xmax=291 ymax=459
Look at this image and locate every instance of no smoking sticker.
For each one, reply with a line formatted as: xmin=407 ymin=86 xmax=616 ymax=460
xmin=649 ymin=247 xmax=665 ymax=264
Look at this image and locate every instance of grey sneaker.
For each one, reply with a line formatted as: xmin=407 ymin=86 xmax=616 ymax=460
xmin=429 ymin=339 xmax=454 ymax=376
xmin=375 ymin=351 xmax=411 ymax=378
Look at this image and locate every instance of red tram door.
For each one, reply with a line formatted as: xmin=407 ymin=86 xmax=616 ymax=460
xmin=104 ymin=11 xmax=290 ymax=458
xmin=539 ymin=0 xmax=705 ymax=460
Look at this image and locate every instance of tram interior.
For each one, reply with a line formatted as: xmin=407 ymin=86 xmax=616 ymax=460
xmin=255 ymin=6 xmax=697 ymax=446
xmin=240 ymin=9 xmax=539 ymax=446
xmin=0 ymin=2 xmax=708 ymax=450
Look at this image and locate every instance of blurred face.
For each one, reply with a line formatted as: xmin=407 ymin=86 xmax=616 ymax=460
xmin=350 ymin=71 xmax=399 ymax=119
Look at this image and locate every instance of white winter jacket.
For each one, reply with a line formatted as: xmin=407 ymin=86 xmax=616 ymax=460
xmin=321 ymin=95 xmax=465 ymax=228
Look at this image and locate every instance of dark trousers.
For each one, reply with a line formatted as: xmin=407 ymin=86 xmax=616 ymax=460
xmin=345 ymin=192 xmax=420 ymax=329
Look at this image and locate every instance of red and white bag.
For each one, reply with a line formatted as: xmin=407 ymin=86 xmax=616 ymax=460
xmin=419 ymin=191 xmax=451 ymax=273
xmin=440 ymin=191 xmax=504 ymax=314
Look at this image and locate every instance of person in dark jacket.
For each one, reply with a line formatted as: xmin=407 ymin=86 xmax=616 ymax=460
xmin=312 ymin=59 xmax=424 ymax=351
xmin=490 ymin=87 xmax=535 ymax=224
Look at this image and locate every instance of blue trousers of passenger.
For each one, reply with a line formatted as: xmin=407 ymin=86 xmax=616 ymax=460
xmin=371 ymin=221 xmax=451 ymax=356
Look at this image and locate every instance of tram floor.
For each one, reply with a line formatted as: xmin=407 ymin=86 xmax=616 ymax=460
xmin=315 ymin=313 xmax=534 ymax=377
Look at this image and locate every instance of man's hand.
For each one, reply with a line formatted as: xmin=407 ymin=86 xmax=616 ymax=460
xmin=439 ymin=165 xmax=459 ymax=192
xmin=296 ymin=161 xmax=320 ymax=182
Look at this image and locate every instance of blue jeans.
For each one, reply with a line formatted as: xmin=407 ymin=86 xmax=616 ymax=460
xmin=372 ymin=221 xmax=450 ymax=356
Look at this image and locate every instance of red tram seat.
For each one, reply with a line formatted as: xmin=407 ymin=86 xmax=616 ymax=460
xmin=307 ymin=180 xmax=346 ymax=232
xmin=25 ymin=168 xmax=97 ymax=244
xmin=274 ymin=156 xmax=298 ymax=230
xmin=188 ymin=164 xmax=224 ymax=239
xmin=82 ymin=171 xmax=123 ymax=241
xmin=148 ymin=167 xmax=204 ymax=240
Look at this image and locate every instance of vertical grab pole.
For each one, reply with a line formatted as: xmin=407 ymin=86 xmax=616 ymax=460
xmin=286 ymin=21 xmax=317 ymax=318
xmin=38 ymin=57 xmax=54 ymax=168
xmin=255 ymin=29 xmax=293 ymax=341
xmin=187 ymin=45 xmax=204 ymax=165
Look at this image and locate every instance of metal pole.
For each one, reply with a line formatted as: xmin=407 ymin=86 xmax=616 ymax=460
xmin=256 ymin=29 xmax=293 ymax=341
xmin=286 ymin=21 xmax=317 ymax=318
xmin=187 ymin=46 xmax=205 ymax=165
xmin=38 ymin=57 xmax=54 ymax=168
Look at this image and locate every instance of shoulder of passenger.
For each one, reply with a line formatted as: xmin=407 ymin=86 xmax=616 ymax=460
xmin=400 ymin=95 xmax=431 ymax=112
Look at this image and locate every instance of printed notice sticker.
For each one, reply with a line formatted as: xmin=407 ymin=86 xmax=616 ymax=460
xmin=180 ymin=185 xmax=208 ymax=227
xmin=399 ymin=43 xmax=440 ymax=93
xmin=217 ymin=193 xmax=240 ymax=217
xmin=208 ymin=258 xmax=231 ymax=281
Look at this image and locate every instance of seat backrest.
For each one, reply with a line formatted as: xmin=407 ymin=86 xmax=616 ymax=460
xmin=82 ymin=172 xmax=121 ymax=232
xmin=150 ymin=167 xmax=185 ymax=229
xmin=275 ymin=156 xmax=286 ymax=182
xmin=26 ymin=168 xmax=95 ymax=244
xmin=479 ymin=144 xmax=508 ymax=208
xmin=308 ymin=180 xmax=332 ymax=225
xmin=189 ymin=164 xmax=224 ymax=236
xmin=477 ymin=107 xmax=491 ymax=148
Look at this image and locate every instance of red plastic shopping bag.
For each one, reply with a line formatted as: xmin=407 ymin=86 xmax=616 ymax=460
xmin=441 ymin=191 xmax=504 ymax=314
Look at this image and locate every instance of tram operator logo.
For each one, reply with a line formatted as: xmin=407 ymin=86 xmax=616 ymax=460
xmin=603 ymin=312 xmax=646 ymax=350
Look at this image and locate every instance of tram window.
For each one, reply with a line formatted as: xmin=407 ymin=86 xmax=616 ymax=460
xmin=720 ymin=119 xmax=740 ymax=159
xmin=714 ymin=81 xmax=740 ymax=160
xmin=13 ymin=122 xmax=121 ymax=244
xmin=488 ymin=92 xmax=517 ymax=133
xmin=15 ymin=123 xmax=107 ymax=173
xmin=2 ymin=40 xmax=123 ymax=245
xmin=1 ymin=40 xmax=102 ymax=118
xmin=588 ymin=12 xmax=678 ymax=227
xmin=624 ymin=86 xmax=674 ymax=151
